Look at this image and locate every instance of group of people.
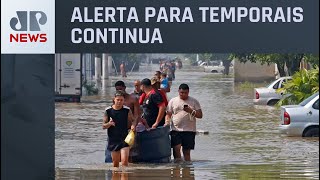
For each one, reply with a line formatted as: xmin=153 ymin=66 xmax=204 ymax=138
xmin=103 ymin=70 xmax=202 ymax=167
xmin=159 ymin=60 xmax=177 ymax=82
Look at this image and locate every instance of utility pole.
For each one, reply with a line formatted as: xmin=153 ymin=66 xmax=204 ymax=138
xmin=102 ymin=53 xmax=109 ymax=79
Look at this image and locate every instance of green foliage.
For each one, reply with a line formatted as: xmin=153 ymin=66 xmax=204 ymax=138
xmin=238 ymin=81 xmax=267 ymax=89
xmin=198 ymin=53 xmax=231 ymax=61
xmin=82 ymin=80 xmax=99 ymax=95
xmin=112 ymin=53 xmax=141 ymax=64
xmin=276 ymin=65 xmax=319 ymax=106
xmin=304 ymin=54 xmax=319 ymax=66
xmin=183 ymin=54 xmax=197 ymax=65
xmin=240 ymin=81 xmax=255 ymax=89
xmin=111 ymin=53 xmax=145 ymax=72
xmin=199 ymin=53 xmax=213 ymax=62
xmin=213 ymin=53 xmax=231 ymax=60
xmin=230 ymin=53 xmax=305 ymax=65
xmin=230 ymin=53 xmax=313 ymax=77
xmin=230 ymin=53 xmax=256 ymax=63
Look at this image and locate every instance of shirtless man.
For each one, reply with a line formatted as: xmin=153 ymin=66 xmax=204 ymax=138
xmin=120 ymin=62 xmax=127 ymax=78
xmin=114 ymin=80 xmax=140 ymax=122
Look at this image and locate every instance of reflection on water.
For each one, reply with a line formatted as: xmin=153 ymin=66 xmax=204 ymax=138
xmin=56 ymin=164 xmax=195 ymax=180
xmin=56 ymin=64 xmax=319 ymax=179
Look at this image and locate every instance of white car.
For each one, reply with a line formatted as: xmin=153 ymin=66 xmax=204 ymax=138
xmin=199 ymin=62 xmax=207 ymax=66
xmin=197 ymin=60 xmax=203 ymax=66
xmin=204 ymin=65 xmax=225 ymax=73
xmin=279 ymin=92 xmax=319 ymax=137
xmin=253 ymin=77 xmax=292 ymax=105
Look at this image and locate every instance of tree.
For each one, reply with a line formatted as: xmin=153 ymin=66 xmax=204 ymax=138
xmin=183 ymin=54 xmax=197 ymax=65
xmin=199 ymin=53 xmax=213 ymax=65
xmin=111 ymin=53 xmax=143 ymax=72
xmin=304 ymin=54 xmax=319 ymax=66
xmin=230 ymin=53 xmax=314 ymax=77
xmin=212 ymin=53 xmax=232 ymax=75
xmin=284 ymin=54 xmax=304 ymax=75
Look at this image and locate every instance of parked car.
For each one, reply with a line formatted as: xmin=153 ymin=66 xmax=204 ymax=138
xmin=279 ymin=92 xmax=319 ymax=137
xmin=253 ymin=77 xmax=292 ymax=105
xmin=199 ymin=61 xmax=207 ymax=66
xmin=204 ymin=65 xmax=225 ymax=73
xmin=197 ymin=60 xmax=203 ymax=66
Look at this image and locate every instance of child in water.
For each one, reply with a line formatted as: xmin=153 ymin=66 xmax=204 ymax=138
xmin=103 ymin=91 xmax=135 ymax=167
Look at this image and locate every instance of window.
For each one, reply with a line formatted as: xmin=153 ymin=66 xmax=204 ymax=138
xmin=273 ymin=80 xmax=280 ymax=89
xmin=280 ymin=78 xmax=292 ymax=88
xmin=313 ymin=99 xmax=319 ymax=110
xmin=300 ymin=93 xmax=319 ymax=106
xmin=280 ymin=79 xmax=287 ymax=88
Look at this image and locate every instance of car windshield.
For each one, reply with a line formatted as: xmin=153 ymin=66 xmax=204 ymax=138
xmin=210 ymin=61 xmax=220 ymax=66
xmin=299 ymin=92 xmax=319 ymax=106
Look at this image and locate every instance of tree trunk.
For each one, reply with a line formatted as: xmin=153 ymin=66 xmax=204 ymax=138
xmin=286 ymin=54 xmax=303 ymax=76
xmin=277 ymin=64 xmax=286 ymax=77
xmin=291 ymin=54 xmax=304 ymax=73
xmin=222 ymin=60 xmax=231 ymax=75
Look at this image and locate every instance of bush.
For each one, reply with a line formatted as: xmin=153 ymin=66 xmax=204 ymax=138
xmin=276 ymin=65 xmax=319 ymax=106
xmin=83 ymin=80 xmax=99 ymax=95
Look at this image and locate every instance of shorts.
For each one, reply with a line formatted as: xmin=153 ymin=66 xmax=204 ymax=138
xmin=170 ymin=131 xmax=196 ymax=150
xmin=107 ymin=141 xmax=129 ymax=152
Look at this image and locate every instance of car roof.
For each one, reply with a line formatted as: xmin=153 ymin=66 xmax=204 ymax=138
xmin=279 ymin=76 xmax=292 ymax=79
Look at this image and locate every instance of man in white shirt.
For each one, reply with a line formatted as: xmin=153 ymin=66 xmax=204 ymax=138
xmin=165 ymin=83 xmax=203 ymax=162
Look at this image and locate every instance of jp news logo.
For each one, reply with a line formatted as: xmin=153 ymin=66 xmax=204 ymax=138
xmin=9 ymin=11 xmax=47 ymax=42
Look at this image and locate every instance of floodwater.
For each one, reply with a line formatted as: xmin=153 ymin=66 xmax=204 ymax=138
xmin=55 ymin=64 xmax=319 ymax=180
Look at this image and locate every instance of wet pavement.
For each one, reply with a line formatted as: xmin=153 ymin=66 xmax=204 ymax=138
xmin=55 ymin=63 xmax=319 ymax=179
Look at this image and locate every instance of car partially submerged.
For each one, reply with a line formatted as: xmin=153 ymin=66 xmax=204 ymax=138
xmin=279 ymin=92 xmax=319 ymax=137
xmin=253 ymin=77 xmax=292 ymax=106
xmin=204 ymin=65 xmax=225 ymax=73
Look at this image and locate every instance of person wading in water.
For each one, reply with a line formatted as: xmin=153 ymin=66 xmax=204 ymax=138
xmin=103 ymin=91 xmax=136 ymax=167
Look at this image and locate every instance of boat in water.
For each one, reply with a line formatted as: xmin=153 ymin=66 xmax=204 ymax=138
xmin=131 ymin=125 xmax=171 ymax=163
xmin=105 ymin=126 xmax=172 ymax=163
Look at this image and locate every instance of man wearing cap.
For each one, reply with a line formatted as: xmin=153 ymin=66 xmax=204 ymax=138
xmin=140 ymin=77 xmax=169 ymax=107
xmin=139 ymin=78 xmax=166 ymax=129
xmin=151 ymin=77 xmax=168 ymax=106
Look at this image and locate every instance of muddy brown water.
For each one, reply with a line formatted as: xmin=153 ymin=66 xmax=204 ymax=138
xmin=55 ymin=64 xmax=319 ymax=179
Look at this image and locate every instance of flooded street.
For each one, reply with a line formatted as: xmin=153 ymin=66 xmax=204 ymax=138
xmin=55 ymin=64 xmax=319 ymax=179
